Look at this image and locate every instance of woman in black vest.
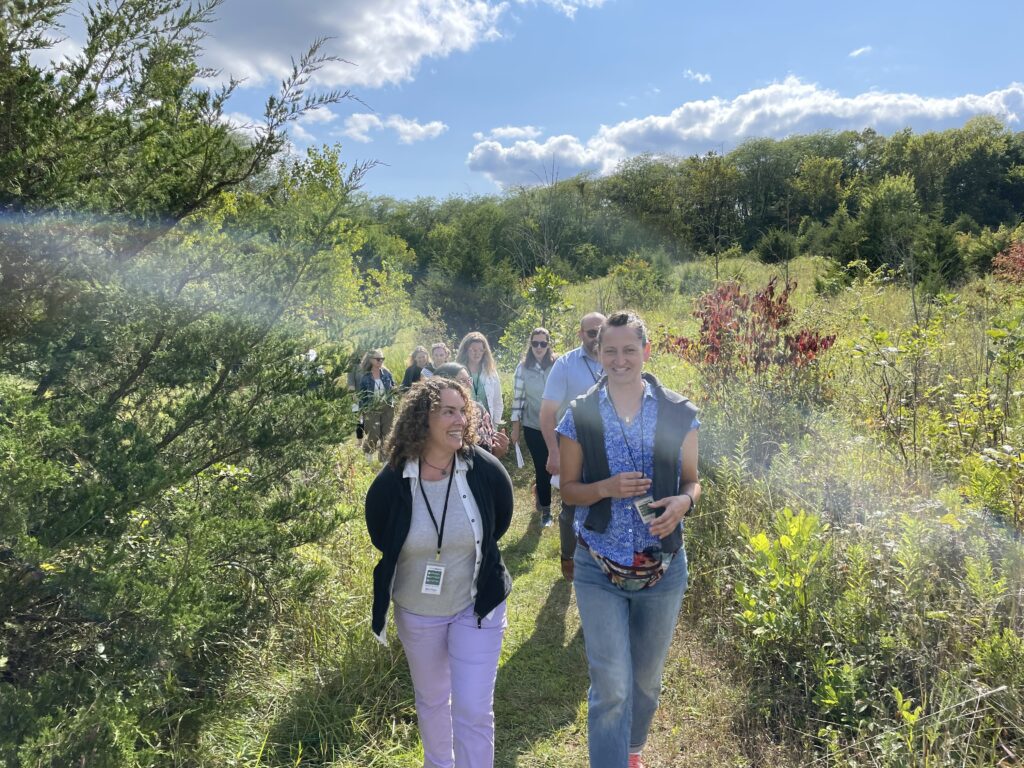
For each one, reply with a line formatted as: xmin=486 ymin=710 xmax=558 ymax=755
xmin=556 ymin=310 xmax=701 ymax=768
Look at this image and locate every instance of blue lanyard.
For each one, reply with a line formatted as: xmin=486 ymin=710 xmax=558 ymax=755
xmin=606 ymin=387 xmax=646 ymax=473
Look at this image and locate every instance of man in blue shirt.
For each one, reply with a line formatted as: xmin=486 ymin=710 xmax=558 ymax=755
xmin=540 ymin=311 xmax=606 ymax=581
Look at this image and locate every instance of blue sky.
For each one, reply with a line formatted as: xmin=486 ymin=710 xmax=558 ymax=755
xmin=43 ymin=0 xmax=1024 ymax=199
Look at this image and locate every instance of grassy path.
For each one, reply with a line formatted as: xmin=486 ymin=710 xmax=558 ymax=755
xmin=203 ymin=459 xmax=797 ymax=767
xmin=491 ymin=473 xmax=795 ymax=767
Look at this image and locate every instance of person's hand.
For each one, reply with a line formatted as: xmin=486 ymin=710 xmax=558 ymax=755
xmin=510 ymin=424 xmax=521 ymax=444
xmin=491 ymin=429 xmax=510 ymax=459
xmin=598 ymin=471 xmax=651 ymax=499
xmin=546 ymin=451 xmax=560 ymax=476
xmin=561 ymin=557 xmax=574 ymax=582
xmin=646 ymin=494 xmax=693 ymax=538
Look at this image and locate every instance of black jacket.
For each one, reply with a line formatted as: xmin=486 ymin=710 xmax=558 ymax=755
xmin=570 ymin=372 xmax=698 ymax=553
xmin=401 ymin=365 xmax=426 ymax=389
xmin=365 ymin=446 xmax=514 ymax=638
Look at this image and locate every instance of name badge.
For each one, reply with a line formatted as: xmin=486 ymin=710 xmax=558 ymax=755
xmin=422 ymin=562 xmax=446 ymax=595
xmin=634 ymin=495 xmax=657 ymax=525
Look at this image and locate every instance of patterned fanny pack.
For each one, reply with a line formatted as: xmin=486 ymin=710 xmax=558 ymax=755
xmin=579 ymin=536 xmax=673 ymax=591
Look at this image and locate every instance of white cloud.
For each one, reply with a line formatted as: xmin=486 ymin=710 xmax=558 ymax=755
xmin=468 ymin=77 xmax=1024 ymax=187
xmin=473 ymin=125 xmax=544 ymax=141
xmin=195 ymin=0 xmax=507 ymax=90
xmin=298 ymin=107 xmax=341 ymax=126
xmin=288 ymin=106 xmax=342 ymax=143
xmin=34 ymin=0 xmax=614 ymax=94
xmin=849 ymin=45 xmax=873 ymax=58
xmin=342 ymin=113 xmax=386 ymax=143
xmin=386 ymin=114 xmax=449 ymax=143
xmin=515 ymin=0 xmax=607 ymax=18
xmin=467 ymin=135 xmax=603 ymax=187
xmin=291 ymin=123 xmax=318 ymax=143
xmin=341 ymin=113 xmax=447 ymax=143
xmin=684 ymin=69 xmax=712 ymax=84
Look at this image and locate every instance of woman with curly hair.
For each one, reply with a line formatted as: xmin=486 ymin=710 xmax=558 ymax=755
xmin=365 ymin=377 xmax=514 ymax=768
xmin=456 ymin=331 xmax=503 ymax=424
xmin=433 ymin=362 xmax=509 ymax=459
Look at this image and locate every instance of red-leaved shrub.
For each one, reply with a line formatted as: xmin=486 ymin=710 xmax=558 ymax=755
xmin=993 ymin=241 xmax=1024 ymax=284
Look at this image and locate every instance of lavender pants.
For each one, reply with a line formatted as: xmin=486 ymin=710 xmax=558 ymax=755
xmin=394 ymin=601 xmax=507 ymax=768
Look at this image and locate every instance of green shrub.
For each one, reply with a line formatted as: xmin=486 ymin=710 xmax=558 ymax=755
xmin=609 ymin=252 xmax=672 ymax=308
xmin=756 ymin=227 xmax=798 ymax=265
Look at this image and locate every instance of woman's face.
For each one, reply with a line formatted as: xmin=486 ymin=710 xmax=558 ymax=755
xmin=530 ymin=333 xmax=549 ymax=362
xmin=426 ymin=388 xmax=468 ymax=454
xmin=414 ymin=351 xmax=428 ymax=367
xmin=600 ymin=325 xmax=649 ymax=385
xmin=371 ymin=354 xmax=384 ymax=370
xmin=467 ymin=341 xmax=485 ymax=365
xmin=431 ymin=346 xmax=449 ymax=367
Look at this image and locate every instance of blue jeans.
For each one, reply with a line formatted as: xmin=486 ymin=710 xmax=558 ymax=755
xmin=573 ymin=545 xmax=688 ymax=767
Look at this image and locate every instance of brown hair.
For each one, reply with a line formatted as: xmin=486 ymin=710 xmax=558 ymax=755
xmin=408 ymin=345 xmax=429 ymax=367
xmin=384 ymin=378 xmax=478 ymax=469
xmin=598 ymin=310 xmax=648 ymax=346
xmin=520 ymin=327 xmax=558 ymax=369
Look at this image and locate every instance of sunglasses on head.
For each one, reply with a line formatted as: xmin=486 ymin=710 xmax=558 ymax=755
xmin=531 ymin=340 xmax=548 ymax=349
xmin=583 ymin=329 xmax=600 ymax=339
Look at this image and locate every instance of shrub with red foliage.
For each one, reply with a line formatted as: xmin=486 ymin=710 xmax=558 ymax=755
xmin=661 ymin=277 xmax=836 ymax=464
xmin=661 ymin=277 xmax=835 ymax=386
xmin=993 ymin=241 xmax=1024 ymax=284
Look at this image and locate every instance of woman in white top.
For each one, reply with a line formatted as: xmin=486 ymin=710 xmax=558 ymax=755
xmin=456 ymin=331 xmax=502 ymax=424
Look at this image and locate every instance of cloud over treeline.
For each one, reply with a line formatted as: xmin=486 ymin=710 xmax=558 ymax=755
xmin=468 ymin=78 xmax=1024 ymax=187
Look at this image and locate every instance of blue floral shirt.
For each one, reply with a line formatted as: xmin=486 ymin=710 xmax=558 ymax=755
xmin=556 ymin=381 xmax=699 ymax=564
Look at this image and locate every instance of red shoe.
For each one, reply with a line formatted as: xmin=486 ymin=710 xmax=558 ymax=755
xmin=627 ymin=754 xmax=646 ymax=768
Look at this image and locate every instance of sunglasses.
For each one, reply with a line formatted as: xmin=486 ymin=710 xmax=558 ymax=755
xmin=373 ymin=357 xmax=384 ymax=361
xmin=531 ymin=340 xmax=549 ymax=349
xmin=583 ymin=329 xmax=600 ymax=339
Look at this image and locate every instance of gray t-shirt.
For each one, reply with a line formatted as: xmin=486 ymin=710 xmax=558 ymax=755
xmin=393 ymin=476 xmax=477 ymax=616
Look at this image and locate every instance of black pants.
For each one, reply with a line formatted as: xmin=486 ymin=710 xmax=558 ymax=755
xmin=522 ymin=426 xmax=552 ymax=507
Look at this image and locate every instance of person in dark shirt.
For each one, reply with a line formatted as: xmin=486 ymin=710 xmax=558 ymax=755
xmin=402 ymin=345 xmax=433 ymax=389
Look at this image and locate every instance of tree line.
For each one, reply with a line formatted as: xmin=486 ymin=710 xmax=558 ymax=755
xmin=356 ymin=118 xmax=1024 ymax=335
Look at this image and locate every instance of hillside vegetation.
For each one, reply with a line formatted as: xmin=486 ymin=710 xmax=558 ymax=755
xmin=2 ymin=3 xmax=1024 ymax=766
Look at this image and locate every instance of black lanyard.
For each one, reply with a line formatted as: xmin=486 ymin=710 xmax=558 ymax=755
xmin=607 ymin=387 xmax=646 ymax=474
xmin=419 ymin=459 xmax=456 ymax=560
xmin=582 ymin=354 xmax=602 ymax=384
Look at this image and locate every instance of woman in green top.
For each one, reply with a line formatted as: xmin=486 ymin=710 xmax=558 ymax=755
xmin=456 ymin=331 xmax=503 ymax=424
